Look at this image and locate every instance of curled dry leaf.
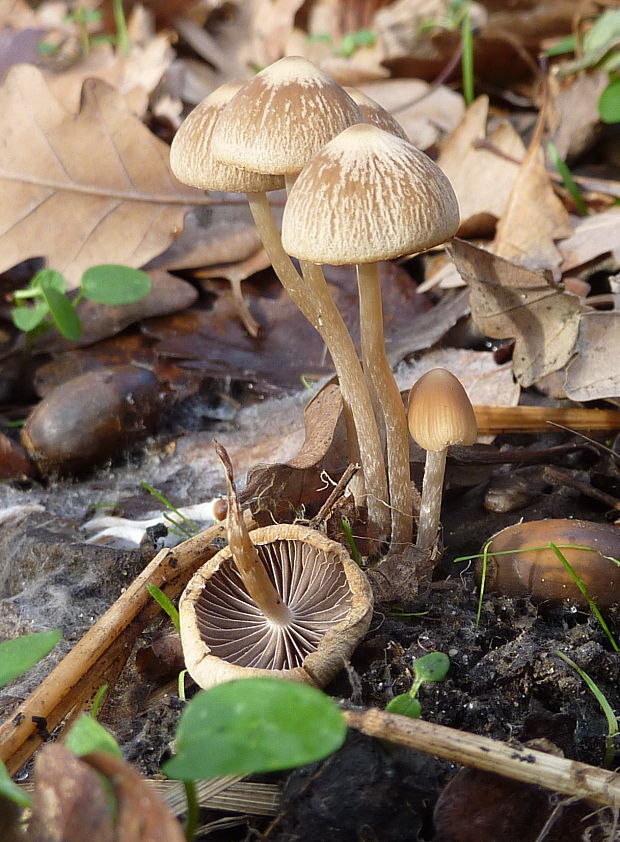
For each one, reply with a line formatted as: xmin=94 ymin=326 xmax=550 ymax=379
xmin=28 ymin=744 xmax=115 ymax=842
xmin=565 ymin=311 xmax=620 ymax=401
xmin=492 ymin=110 xmax=572 ymax=275
xmin=359 ymin=79 xmax=464 ymax=151
xmin=45 ymin=34 xmax=175 ymax=116
xmin=437 ymin=96 xmax=525 ymax=238
xmin=449 ymin=238 xmax=584 ymax=388
xmin=548 ymin=71 xmax=609 ymax=161
xmin=0 ymin=64 xmax=204 ymax=284
xmin=558 ymin=206 xmax=620 ymax=273
xmin=83 ymin=751 xmax=186 ymax=841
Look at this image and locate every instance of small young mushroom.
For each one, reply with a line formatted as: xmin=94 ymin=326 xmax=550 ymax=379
xmin=282 ymin=124 xmax=460 ymax=548
xmin=407 ymin=368 xmax=477 ymax=554
xmin=476 ymin=519 xmax=620 ymax=607
xmin=179 ymin=442 xmax=373 ymax=689
xmin=172 ymin=60 xmax=390 ymax=540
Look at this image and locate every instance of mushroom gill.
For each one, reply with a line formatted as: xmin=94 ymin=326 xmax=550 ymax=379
xmin=194 ymin=532 xmax=353 ymax=669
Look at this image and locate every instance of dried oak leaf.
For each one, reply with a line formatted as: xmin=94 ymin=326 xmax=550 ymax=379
xmin=493 ymin=112 xmax=572 ymax=275
xmin=28 ymin=744 xmax=115 ymax=842
xmin=83 ymin=751 xmax=186 ymax=842
xmin=449 ymin=238 xmax=584 ymax=387
xmin=558 ymin=206 xmax=620 ymax=273
xmin=437 ymin=96 xmax=525 ymax=238
xmin=565 ymin=311 xmax=620 ymax=401
xmin=0 ymin=63 xmax=203 ymax=283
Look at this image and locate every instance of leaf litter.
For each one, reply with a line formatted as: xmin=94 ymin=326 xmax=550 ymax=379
xmin=0 ymin=1 xmax=620 ymax=839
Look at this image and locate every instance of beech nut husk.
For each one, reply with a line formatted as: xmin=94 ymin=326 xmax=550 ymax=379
xmin=476 ymin=519 xmax=620 ymax=607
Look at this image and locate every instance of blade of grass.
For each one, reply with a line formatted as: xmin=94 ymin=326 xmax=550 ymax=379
xmin=549 ymin=542 xmax=619 ymax=651
xmin=547 ymin=141 xmax=589 ymax=216
xmin=554 ymin=650 xmax=618 ymax=767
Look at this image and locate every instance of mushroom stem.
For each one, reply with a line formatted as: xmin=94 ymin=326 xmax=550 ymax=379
xmin=214 ymin=440 xmax=293 ymax=625
xmin=246 ymin=191 xmax=390 ymax=541
xmin=356 ymin=262 xmax=415 ymax=547
xmin=416 ymin=448 xmax=447 ymax=553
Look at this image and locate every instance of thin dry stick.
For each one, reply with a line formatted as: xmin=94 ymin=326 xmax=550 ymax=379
xmin=344 ymin=708 xmax=620 ymax=808
xmin=0 ymin=519 xmax=240 ymax=774
xmin=473 ymin=405 xmax=620 ymax=434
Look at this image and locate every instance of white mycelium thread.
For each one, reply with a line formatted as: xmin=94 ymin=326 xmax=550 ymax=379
xmin=170 ymin=82 xmax=282 ymax=193
xmin=194 ymin=538 xmax=352 ymax=669
xmin=211 ymin=56 xmax=361 ymax=175
xmin=282 ymin=123 xmax=460 ymax=264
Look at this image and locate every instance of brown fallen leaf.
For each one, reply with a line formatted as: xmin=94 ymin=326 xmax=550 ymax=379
xmin=449 ymin=238 xmax=584 ymax=387
xmin=565 ymin=311 xmax=620 ymax=402
xmin=0 ymin=64 xmax=206 ymax=283
xmin=549 ymin=71 xmax=609 ymax=161
xmin=558 ymin=206 xmax=620 ymax=273
xmin=493 ymin=106 xmax=572 ymax=274
xmin=28 ymin=744 xmax=115 ymax=842
xmin=359 ymin=78 xmax=464 ymax=150
xmin=437 ymin=96 xmax=524 ymax=237
xmin=83 ymin=751 xmax=186 ymax=842
xmin=148 ymin=200 xmax=263 ymax=272
xmin=32 ymin=331 xmax=201 ymax=399
xmin=45 ymin=34 xmax=175 ymax=117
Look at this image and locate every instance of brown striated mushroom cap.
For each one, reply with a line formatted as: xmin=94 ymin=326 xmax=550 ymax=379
xmin=170 ymin=82 xmax=283 ymax=193
xmin=344 ymin=87 xmax=409 ymax=140
xmin=407 ymin=368 xmax=478 ymax=452
xmin=180 ymin=523 xmax=373 ymax=689
xmin=281 ymin=123 xmax=459 ymax=264
xmin=210 ymin=56 xmax=361 ymax=176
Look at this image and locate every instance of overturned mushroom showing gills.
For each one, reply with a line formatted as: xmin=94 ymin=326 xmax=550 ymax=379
xmin=282 ymin=124 xmax=460 ymax=548
xmin=179 ymin=444 xmax=373 ymax=689
xmin=407 ymin=368 xmax=477 ymax=554
xmin=477 ymin=519 xmax=620 ymax=607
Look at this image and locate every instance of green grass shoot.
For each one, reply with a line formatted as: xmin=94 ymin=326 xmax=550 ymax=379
xmin=146 ymin=583 xmax=180 ymax=633
xmin=341 ymin=517 xmax=362 ymax=567
xmin=547 ymin=141 xmax=589 ymax=216
xmin=554 ymin=650 xmax=618 ymax=767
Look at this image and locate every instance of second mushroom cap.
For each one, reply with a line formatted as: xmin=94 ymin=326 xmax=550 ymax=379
xmin=281 ymin=123 xmax=460 ymax=265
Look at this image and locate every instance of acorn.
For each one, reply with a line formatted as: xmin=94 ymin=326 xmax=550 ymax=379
xmin=476 ymin=519 xmax=620 ymax=607
xmin=22 ymin=365 xmax=169 ymax=475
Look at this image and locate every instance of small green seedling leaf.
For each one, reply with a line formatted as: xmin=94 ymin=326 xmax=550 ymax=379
xmin=82 ymin=265 xmax=151 ymax=306
xmin=386 ymin=694 xmax=422 ymax=719
xmin=65 ymin=714 xmax=122 ymax=758
xmin=583 ymin=10 xmax=620 ymax=58
xmin=0 ymin=760 xmax=31 ymax=808
xmin=11 ymin=301 xmax=49 ymax=332
xmin=146 ymin=584 xmax=180 ymax=632
xmin=34 ymin=269 xmax=66 ymax=294
xmin=39 ymin=279 xmax=81 ymax=341
xmin=0 ymin=628 xmax=62 ymax=687
xmin=164 ymin=678 xmax=346 ymax=780
xmin=413 ymin=651 xmax=450 ymax=684
xmin=599 ymin=77 xmax=620 ymax=124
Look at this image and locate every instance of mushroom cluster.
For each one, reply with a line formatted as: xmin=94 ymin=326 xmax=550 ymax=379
xmin=170 ymin=56 xmax=461 ymax=553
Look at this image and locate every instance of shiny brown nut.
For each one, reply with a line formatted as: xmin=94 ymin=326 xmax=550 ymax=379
xmin=476 ymin=519 xmax=620 ymax=607
xmin=22 ymin=365 xmax=168 ymax=475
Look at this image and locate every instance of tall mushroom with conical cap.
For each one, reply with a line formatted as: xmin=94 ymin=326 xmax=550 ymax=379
xmin=407 ymin=368 xmax=478 ymax=554
xmin=179 ymin=442 xmax=373 ymax=689
xmin=171 ymin=58 xmax=390 ymax=542
xmin=282 ymin=124 xmax=460 ymax=548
